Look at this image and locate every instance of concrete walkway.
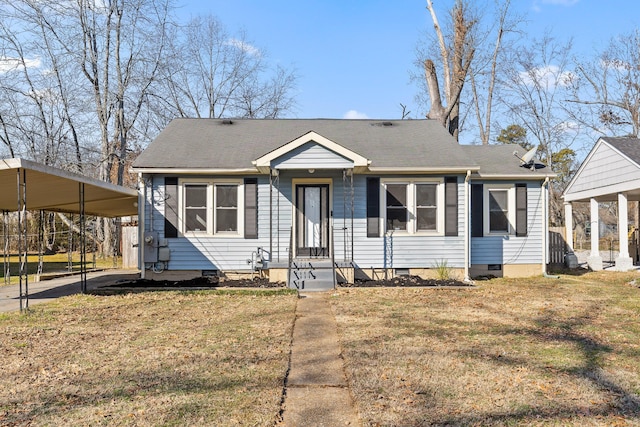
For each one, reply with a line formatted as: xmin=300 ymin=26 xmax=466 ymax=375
xmin=281 ymin=291 xmax=360 ymax=426
xmin=0 ymin=269 xmax=139 ymax=313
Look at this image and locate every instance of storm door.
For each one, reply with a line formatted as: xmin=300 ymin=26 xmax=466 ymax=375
xmin=295 ymin=184 xmax=330 ymax=257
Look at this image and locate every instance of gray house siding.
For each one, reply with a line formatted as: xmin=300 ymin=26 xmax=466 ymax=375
xmin=470 ymin=182 xmax=543 ymax=265
xmin=349 ymin=175 xmax=466 ymax=269
xmin=143 ymin=172 xmax=469 ymax=271
xmin=145 ymin=175 xmax=271 ymax=271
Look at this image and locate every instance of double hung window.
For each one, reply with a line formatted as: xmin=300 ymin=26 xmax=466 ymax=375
xmin=483 ymin=185 xmax=516 ymax=235
xmin=180 ymin=179 xmax=243 ymax=236
xmin=382 ymin=179 xmax=444 ymax=234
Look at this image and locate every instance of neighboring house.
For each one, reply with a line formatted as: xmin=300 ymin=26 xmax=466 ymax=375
xmin=563 ymin=137 xmax=640 ymax=271
xmin=132 ymin=119 xmax=554 ymax=289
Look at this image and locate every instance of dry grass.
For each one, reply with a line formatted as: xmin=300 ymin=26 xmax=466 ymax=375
xmin=0 ymin=289 xmax=297 ymax=426
xmin=330 ymin=271 xmax=640 ymax=426
xmin=1 ymin=253 xmax=119 ymax=286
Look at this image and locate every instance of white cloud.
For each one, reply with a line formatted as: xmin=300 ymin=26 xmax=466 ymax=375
xmin=557 ymin=120 xmax=581 ymax=133
xmin=0 ymin=56 xmax=41 ymax=73
xmin=519 ymin=65 xmax=573 ymax=89
xmin=226 ymin=39 xmax=261 ymax=56
xmin=343 ymin=110 xmax=369 ymax=119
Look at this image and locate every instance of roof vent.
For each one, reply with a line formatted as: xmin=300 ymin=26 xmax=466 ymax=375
xmin=371 ymin=121 xmax=394 ymax=127
xmin=221 ymin=119 xmax=233 ymax=125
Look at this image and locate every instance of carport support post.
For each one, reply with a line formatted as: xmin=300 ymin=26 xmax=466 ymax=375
xmin=616 ymin=192 xmax=633 ymax=271
xmin=17 ymin=168 xmax=28 ymax=311
xmin=79 ymin=183 xmax=87 ymax=293
xmin=587 ymin=197 xmax=603 ymax=271
xmin=3 ymin=210 xmax=9 ymax=286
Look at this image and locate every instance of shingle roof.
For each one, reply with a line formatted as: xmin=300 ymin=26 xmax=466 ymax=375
xmin=133 ymin=118 xmax=478 ymax=171
xmin=602 ymin=137 xmax=640 ymax=165
xmin=461 ymin=144 xmax=554 ymax=178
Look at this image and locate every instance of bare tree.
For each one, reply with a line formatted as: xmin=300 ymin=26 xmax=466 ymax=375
xmin=422 ymin=0 xmax=477 ymax=140
xmin=568 ymin=29 xmax=640 ymax=138
xmin=154 ymin=15 xmax=297 ymax=122
xmin=500 ymin=36 xmax=578 ymax=225
xmin=468 ymin=0 xmax=520 ymax=145
xmin=420 ymin=0 xmax=518 ymax=143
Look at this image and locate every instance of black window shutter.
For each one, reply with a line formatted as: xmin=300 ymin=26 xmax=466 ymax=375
xmin=516 ymin=183 xmax=528 ymax=237
xmin=164 ymin=177 xmax=178 ymax=238
xmin=471 ymin=184 xmax=483 ymax=237
xmin=366 ymin=177 xmax=380 ymax=237
xmin=445 ymin=177 xmax=458 ymax=236
xmin=244 ymin=178 xmax=258 ymax=239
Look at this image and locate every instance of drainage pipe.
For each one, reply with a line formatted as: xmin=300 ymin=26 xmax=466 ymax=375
xmin=541 ymin=177 xmax=559 ymax=279
xmin=464 ymin=170 xmax=472 ymax=282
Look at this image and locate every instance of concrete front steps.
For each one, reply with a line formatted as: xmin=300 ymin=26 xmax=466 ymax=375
xmin=289 ymin=259 xmax=335 ymax=291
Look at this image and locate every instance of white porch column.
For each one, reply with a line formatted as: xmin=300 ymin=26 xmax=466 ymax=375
xmin=587 ymin=197 xmax=603 ymax=271
xmin=616 ymin=192 xmax=634 ymax=271
xmin=564 ymin=202 xmax=579 ymax=268
xmin=564 ymin=202 xmax=574 ymax=252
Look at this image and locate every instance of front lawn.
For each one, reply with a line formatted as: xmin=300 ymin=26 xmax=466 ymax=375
xmin=0 ymin=290 xmax=297 ymax=426
xmin=331 ymin=271 xmax=640 ymax=426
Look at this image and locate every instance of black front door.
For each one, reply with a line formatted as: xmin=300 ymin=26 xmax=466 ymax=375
xmin=295 ymin=184 xmax=330 ymax=257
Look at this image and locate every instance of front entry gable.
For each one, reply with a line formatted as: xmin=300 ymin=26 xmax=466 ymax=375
xmin=253 ymin=131 xmax=370 ymax=173
xmin=271 ymin=141 xmax=354 ymax=170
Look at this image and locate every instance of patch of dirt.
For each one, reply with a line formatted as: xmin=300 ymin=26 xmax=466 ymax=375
xmin=343 ymin=275 xmax=471 ymax=287
xmin=108 ymin=276 xmax=285 ymax=288
xmin=105 ymin=275 xmax=470 ymax=289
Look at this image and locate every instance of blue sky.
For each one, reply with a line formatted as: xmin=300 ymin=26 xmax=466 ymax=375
xmin=177 ymin=0 xmax=640 ymax=121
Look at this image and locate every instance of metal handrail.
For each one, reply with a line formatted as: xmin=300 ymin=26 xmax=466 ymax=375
xmin=331 ymin=225 xmax=336 ymax=289
xmin=287 ymin=227 xmax=297 ymax=289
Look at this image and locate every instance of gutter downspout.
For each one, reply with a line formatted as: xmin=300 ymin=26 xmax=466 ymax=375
xmin=139 ymin=173 xmax=146 ymax=279
xmin=464 ymin=170 xmax=471 ymax=282
xmin=542 ymin=177 xmax=559 ymax=278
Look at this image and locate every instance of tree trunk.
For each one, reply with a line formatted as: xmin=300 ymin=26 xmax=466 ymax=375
xmin=424 ymin=59 xmax=445 ymax=122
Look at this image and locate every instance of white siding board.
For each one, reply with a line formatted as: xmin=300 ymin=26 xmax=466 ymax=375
xmin=571 ymin=143 xmax=640 ymax=193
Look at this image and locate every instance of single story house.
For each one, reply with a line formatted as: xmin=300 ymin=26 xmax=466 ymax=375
xmin=563 ymin=136 xmax=640 ymax=271
xmin=132 ymin=119 xmax=554 ymax=289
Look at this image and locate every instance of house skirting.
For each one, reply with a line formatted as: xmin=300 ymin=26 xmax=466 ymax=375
xmin=469 ymin=263 xmax=542 ymax=278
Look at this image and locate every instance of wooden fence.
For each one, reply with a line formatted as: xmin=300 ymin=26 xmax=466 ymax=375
xmin=548 ymin=227 xmax=567 ymax=266
xmin=121 ymin=226 xmax=138 ymax=269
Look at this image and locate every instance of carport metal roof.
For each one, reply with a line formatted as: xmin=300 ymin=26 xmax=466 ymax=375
xmin=0 ymin=158 xmax=138 ymax=217
xmin=0 ymin=158 xmax=139 ymax=312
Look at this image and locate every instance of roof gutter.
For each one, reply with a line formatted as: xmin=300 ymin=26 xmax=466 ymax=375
xmin=474 ymin=173 xmax=557 ymax=180
xmin=367 ymin=166 xmax=480 ymax=173
xmin=130 ymin=167 xmax=260 ymax=175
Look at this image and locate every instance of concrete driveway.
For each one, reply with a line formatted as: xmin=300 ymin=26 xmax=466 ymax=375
xmin=0 ymin=269 xmax=140 ymax=313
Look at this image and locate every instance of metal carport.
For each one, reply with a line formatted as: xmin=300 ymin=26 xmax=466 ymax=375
xmin=0 ymin=158 xmax=138 ymax=310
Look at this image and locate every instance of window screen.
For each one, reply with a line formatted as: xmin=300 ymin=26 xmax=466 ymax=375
xmin=489 ymin=189 xmax=509 ymax=233
xmin=185 ymin=184 xmax=207 ymax=232
xmin=416 ymin=183 xmax=437 ymax=231
xmin=386 ymin=184 xmax=408 ymax=231
xmin=215 ymin=184 xmax=238 ymax=232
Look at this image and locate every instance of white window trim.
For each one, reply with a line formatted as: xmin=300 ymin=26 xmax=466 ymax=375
xmin=380 ymin=178 xmax=444 ymax=236
xmin=178 ymin=178 xmax=244 ymax=237
xmin=483 ymin=184 xmax=516 ymax=236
